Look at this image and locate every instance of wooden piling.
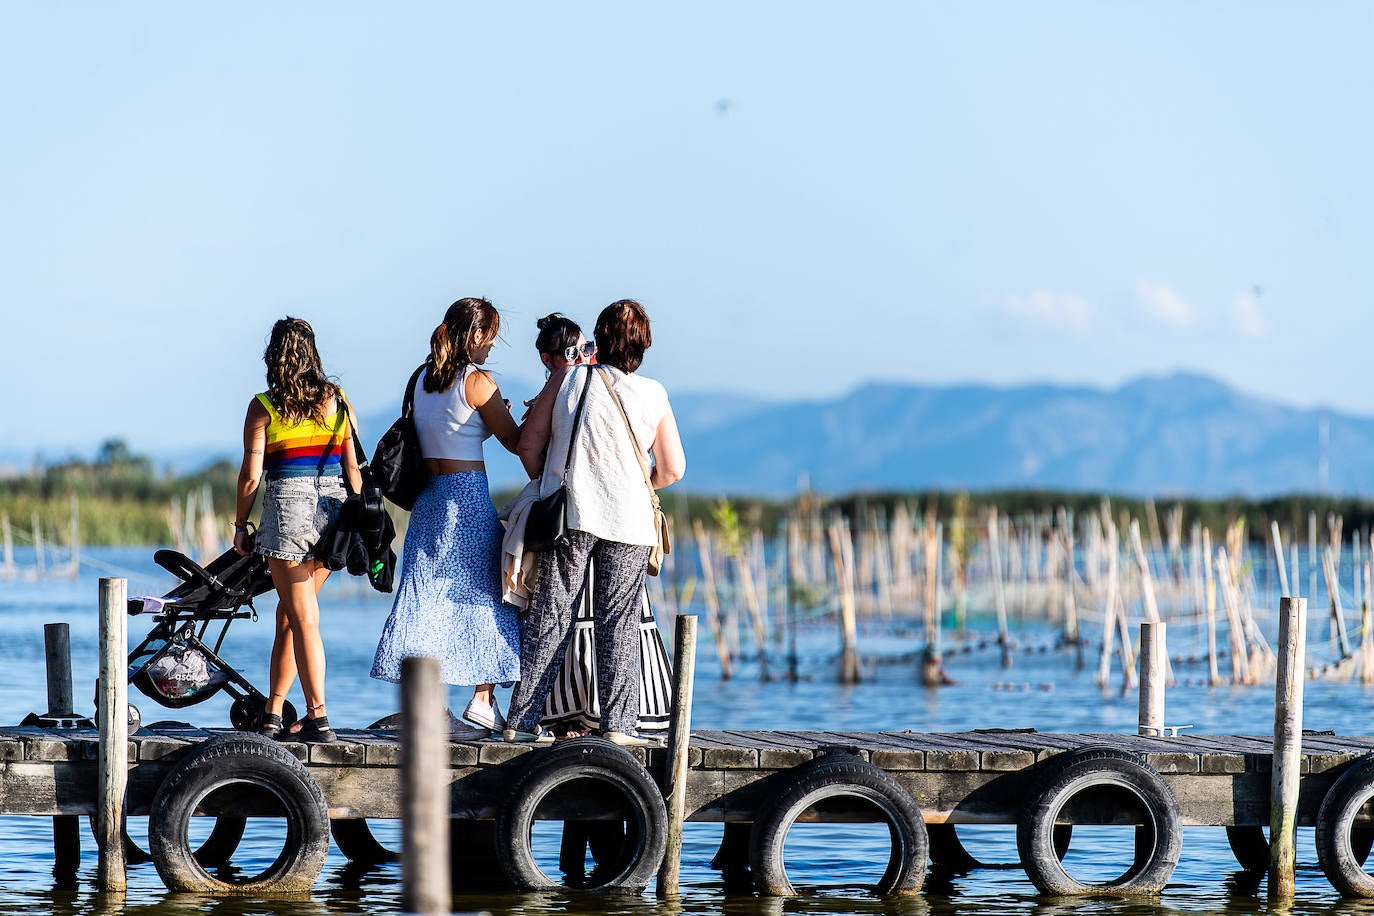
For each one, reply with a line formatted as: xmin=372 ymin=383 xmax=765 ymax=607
xmin=96 ymin=577 xmax=127 ymax=892
xmin=401 ymin=656 xmax=449 ymax=915
xmin=44 ymin=623 xmax=74 ymax=720
xmin=657 ymin=614 xmax=699 ymax=897
xmin=1269 ymin=596 xmax=1307 ymax=900
xmin=1138 ymin=621 xmax=1166 ymax=736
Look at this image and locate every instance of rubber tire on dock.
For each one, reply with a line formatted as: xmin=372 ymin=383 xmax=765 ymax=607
xmin=495 ymin=736 xmax=667 ymax=892
xmin=928 ymin=822 xmax=1071 ymax=872
xmin=1016 ymin=746 xmax=1182 ymax=896
xmin=149 ymin=733 xmax=330 ymax=895
xmin=331 ymin=818 xmax=399 ymax=866
xmin=109 ymin=815 xmax=246 ymax=867
xmin=324 ymin=714 xmax=400 ymax=867
xmin=749 ymin=755 xmax=928 ymax=896
xmin=1316 ymin=754 xmax=1374 ymax=896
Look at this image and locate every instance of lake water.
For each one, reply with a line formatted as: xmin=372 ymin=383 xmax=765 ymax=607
xmin=1 ymin=546 xmax=1372 ymax=915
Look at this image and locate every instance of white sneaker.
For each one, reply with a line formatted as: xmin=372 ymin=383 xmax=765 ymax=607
xmin=447 ymin=713 xmax=491 ymax=741
xmin=463 ymin=696 xmax=506 ymax=731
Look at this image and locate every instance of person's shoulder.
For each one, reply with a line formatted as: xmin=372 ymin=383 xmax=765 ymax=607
xmin=624 ymin=371 xmax=668 ymax=402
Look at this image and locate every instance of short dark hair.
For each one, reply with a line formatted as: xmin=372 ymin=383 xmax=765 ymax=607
xmin=535 ymin=313 xmax=583 ymax=356
xmin=594 ymin=299 xmax=651 ymax=373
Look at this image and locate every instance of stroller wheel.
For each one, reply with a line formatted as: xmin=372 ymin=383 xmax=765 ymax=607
xmin=230 ymin=697 xmax=298 ymax=732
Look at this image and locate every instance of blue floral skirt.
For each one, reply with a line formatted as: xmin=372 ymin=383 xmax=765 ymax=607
xmin=370 ymin=471 xmax=520 ymax=687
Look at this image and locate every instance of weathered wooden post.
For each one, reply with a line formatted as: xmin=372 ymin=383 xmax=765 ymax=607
xmin=657 ymin=614 xmax=698 ymax=896
xmin=44 ymin=623 xmax=75 ymax=722
xmin=401 ymin=656 xmax=449 ymax=914
xmin=1269 ymin=596 xmax=1307 ymax=901
xmin=1138 ymin=621 xmax=1166 ymax=736
xmin=96 ymin=578 xmax=128 ymax=892
xmin=43 ymin=622 xmax=81 ymax=871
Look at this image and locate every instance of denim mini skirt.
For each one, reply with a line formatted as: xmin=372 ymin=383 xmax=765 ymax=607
xmin=254 ymin=475 xmax=346 ymax=562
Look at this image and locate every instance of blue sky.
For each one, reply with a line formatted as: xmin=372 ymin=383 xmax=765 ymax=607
xmin=3 ymin=3 xmax=1372 ymax=457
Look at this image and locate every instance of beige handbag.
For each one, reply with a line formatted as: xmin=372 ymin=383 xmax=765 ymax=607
xmin=596 ymin=367 xmax=672 ymax=575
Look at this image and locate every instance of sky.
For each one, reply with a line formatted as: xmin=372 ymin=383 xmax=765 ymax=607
xmin=2 ymin=3 xmax=1373 ymax=458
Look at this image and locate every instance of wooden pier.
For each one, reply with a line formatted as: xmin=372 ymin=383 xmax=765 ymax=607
xmin=11 ymin=721 xmax=1374 ymax=898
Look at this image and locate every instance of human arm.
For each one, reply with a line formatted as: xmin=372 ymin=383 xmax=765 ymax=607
xmin=232 ymin=398 xmax=269 ymax=556
xmin=649 ymin=405 xmax=685 ymax=489
xmin=341 ymin=392 xmax=363 ymax=494
xmin=467 ymin=369 xmax=521 ymax=455
xmin=516 ymin=369 xmax=564 ymax=479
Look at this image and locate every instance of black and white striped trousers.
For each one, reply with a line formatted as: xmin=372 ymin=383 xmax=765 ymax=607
xmin=507 ymin=530 xmax=651 ymax=735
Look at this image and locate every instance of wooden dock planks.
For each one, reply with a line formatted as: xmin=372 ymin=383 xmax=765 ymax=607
xmin=0 ymin=727 xmax=1367 ymax=827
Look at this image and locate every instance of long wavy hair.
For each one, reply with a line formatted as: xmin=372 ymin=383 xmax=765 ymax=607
xmin=425 ymin=297 xmax=501 ymax=393
xmin=263 ymin=317 xmax=338 ymax=424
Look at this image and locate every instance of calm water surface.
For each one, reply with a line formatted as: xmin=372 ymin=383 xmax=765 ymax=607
xmin=2 ymin=547 xmax=1373 ymax=915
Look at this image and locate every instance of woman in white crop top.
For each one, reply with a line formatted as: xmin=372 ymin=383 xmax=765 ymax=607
xmin=370 ymin=298 xmax=523 ymax=737
xmin=505 ymin=299 xmax=685 ymax=744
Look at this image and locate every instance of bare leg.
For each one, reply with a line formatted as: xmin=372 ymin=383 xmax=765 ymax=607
xmin=267 ymin=557 xmax=332 ymax=723
xmin=264 ymin=603 xmax=296 ymax=718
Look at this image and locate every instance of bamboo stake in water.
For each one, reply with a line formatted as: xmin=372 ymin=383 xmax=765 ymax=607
xmin=987 ymin=509 xmax=1011 ymax=668
xmin=400 ymin=656 xmax=449 ymax=915
xmin=827 ymin=518 xmax=861 ymax=684
xmin=657 ymin=614 xmax=698 ymax=897
xmin=1204 ymin=529 xmax=1222 ymax=686
xmin=97 ymin=577 xmax=128 ymax=892
xmin=1097 ymin=520 xmax=1120 ymax=688
xmin=1271 ymin=521 xmax=1290 ymax=597
xmin=1322 ymin=545 xmax=1353 ymax=659
xmin=1269 ymin=596 xmax=1307 ymax=901
xmin=692 ymin=519 xmax=731 ymax=680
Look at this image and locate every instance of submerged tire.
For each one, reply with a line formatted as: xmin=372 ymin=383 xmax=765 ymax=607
xmin=928 ymin=822 xmax=1071 ymax=872
xmin=100 ymin=815 xmax=245 ymax=866
xmin=1016 ymin=746 xmax=1182 ymax=896
xmin=495 ymin=737 xmax=667 ymax=892
xmin=750 ymin=755 xmax=928 ymax=896
xmin=149 ymin=733 xmax=329 ymax=894
xmin=331 ymin=818 xmax=399 ymax=865
xmin=1317 ymin=755 xmax=1374 ymax=896
xmin=1226 ymin=825 xmax=1269 ymax=873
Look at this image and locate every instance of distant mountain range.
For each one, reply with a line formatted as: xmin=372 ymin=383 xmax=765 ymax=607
xmin=666 ymin=372 xmax=1360 ymax=498
xmin=8 ymin=373 xmax=1363 ymax=499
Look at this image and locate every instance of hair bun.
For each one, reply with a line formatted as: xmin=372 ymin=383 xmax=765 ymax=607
xmin=536 ymin=312 xmax=562 ymax=331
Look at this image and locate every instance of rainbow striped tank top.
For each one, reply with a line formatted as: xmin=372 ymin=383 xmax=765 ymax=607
xmin=256 ymin=391 xmax=347 ymax=479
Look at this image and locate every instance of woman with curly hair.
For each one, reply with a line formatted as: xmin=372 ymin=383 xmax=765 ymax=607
xmin=370 ymin=298 xmax=523 ymax=737
xmin=233 ymin=317 xmax=360 ymax=743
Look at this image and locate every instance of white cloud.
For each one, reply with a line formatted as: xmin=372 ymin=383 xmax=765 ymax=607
xmin=1229 ymin=292 xmax=1270 ymax=338
xmin=1135 ymin=281 xmax=1197 ymax=328
xmin=1002 ymin=291 xmax=1094 ymax=333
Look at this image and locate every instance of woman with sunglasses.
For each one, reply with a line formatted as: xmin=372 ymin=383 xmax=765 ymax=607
xmin=518 ymin=314 xmax=675 ymax=740
xmin=508 ymin=301 xmax=686 ymax=745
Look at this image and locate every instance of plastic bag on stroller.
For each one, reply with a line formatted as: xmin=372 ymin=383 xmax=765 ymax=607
xmin=145 ymin=643 xmax=229 ymax=699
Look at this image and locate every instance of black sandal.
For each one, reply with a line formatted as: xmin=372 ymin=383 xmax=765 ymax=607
xmin=290 ymin=714 xmax=337 ymax=744
xmin=258 ymin=712 xmax=283 ymax=739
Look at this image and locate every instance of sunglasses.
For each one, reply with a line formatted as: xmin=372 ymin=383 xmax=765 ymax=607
xmin=562 ymin=340 xmax=597 ymax=362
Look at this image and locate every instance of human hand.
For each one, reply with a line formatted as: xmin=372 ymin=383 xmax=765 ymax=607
xmin=232 ymin=527 xmax=253 ymax=557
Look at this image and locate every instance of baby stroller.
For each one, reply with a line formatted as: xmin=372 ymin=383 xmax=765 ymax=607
xmin=126 ymin=546 xmax=296 ymax=731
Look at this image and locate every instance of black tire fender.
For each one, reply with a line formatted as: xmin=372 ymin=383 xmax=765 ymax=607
xmin=749 ymin=754 xmax=928 ymax=896
xmin=1316 ymin=754 xmax=1374 ymax=896
xmin=104 ymin=815 xmax=246 ymax=867
xmin=331 ymin=818 xmax=399 ymax=865
xmin=1016 ymin=746 xmax=1182 ymax=895
xmin=928 ymin=822 xmax=1071 ymax=872
xmin=495 ymin=736 xmax=667 ymax=892
xmin=149 ymin=733 xmax=330 ymax=894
